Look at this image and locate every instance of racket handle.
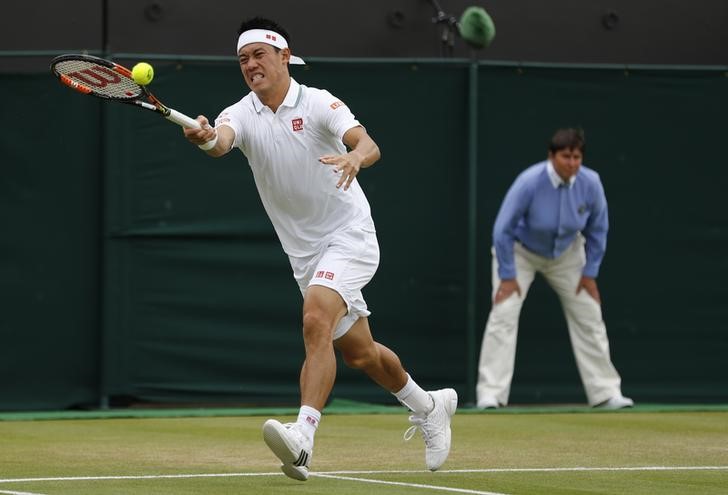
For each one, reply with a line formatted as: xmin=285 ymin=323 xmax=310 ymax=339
xmin=166 ymin=108 xmax=201 ymax=129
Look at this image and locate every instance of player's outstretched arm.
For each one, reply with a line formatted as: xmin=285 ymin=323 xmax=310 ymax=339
xmin=183 ymin=116 xmax=235 ymax=157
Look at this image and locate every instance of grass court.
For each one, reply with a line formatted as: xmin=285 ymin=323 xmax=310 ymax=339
xmin=1 ymin=402 xmax=727 ymax=494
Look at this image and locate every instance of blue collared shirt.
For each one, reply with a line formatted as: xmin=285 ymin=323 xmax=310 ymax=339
xmin=493 ymin=160 xmax=608 ymax=279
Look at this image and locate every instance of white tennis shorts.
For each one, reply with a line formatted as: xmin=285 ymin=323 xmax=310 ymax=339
xmin=289 ymin=227 xmax=380 ymax=339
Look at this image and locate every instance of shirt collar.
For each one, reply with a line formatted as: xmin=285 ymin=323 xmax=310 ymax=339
xmin=251 ymin=77 xmax=301 ymax=113
xmin=547 ymin=160 xmax=576 ymax=188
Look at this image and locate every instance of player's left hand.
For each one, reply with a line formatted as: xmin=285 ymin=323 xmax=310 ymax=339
xmin=577 ymin=276 xmax=601 ymax=304
xmin=319 ymin=151 xmax=364 ymax=191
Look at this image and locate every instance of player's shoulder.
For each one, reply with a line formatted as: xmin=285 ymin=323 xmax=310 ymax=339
xmin=237 ymin=92 xmax=258 ymax=111
xmin=214 ymin=93 xmax=256 ymax=131
xmin=299 ymin=84 xmax=332 ymax=100
xmin=220 ymin=93 xmax=256 ymax=118
xmin=300 ymin=84 xmax=349 ymax=111
xmin=219 ymin=93 xmax=255 ymax=113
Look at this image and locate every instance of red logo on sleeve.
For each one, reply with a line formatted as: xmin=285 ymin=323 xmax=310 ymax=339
xmin=292 ymin=118 xmax=304 ymax=131
xmin=330 ymin=101 xmax=344 ymax=110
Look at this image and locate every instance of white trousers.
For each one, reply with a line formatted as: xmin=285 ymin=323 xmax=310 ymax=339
xmin=476 ymin=236 xmax=623 ymax=406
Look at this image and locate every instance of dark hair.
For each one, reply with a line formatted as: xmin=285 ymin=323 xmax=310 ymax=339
xmin=237 ymin=17 xmax=292 ymax=45
xmin=548 ymin=128 xmax=585 ymax=154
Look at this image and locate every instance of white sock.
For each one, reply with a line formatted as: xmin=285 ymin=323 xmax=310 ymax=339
xmin=296 ymin=405 xmax=321 ymax=441
xmin=393 ymin=374 xmax=434 ymax=415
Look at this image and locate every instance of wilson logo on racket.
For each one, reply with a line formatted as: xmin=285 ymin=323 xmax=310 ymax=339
xmin=67 ymin=67 xmax=122 ymax=88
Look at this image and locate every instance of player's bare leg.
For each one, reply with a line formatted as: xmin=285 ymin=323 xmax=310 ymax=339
xmin=299 ymin=285 xmax=347 ymax=409
xmin=335 ymin=317 xmax=458 ymax=471
xmin=263 ymin=284 xmax=345 ymax=481
xmin=334 ymin=317 xmax=407 ymax=391
xmin=264 ymin=288 xmax=457 ymax=478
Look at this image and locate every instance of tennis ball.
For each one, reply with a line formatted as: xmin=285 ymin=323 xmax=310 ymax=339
xmin=131 ymin=62 xmax=154 ymax=85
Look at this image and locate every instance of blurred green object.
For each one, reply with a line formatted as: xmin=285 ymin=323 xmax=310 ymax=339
xmin=459 ymin=6 xmax=496 ymax=48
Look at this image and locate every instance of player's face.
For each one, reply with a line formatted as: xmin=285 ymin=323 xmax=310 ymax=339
xmin=238 ymin=43 xmax=290 ymax=95
xmin=549 ymin=147 xmax=583 ymax=182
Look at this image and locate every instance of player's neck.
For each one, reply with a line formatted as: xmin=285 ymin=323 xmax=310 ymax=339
xmin=257 ymin=77 xmax=291 ymax=114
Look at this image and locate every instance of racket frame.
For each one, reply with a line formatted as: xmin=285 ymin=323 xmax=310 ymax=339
xmin=50 ymin=54 xmax=200 ymax=129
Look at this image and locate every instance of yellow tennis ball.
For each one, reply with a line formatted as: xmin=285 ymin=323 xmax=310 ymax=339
xmin=131 ymin=62 xmax=154 ymax=85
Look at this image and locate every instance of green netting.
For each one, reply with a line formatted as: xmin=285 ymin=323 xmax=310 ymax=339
xmin=1 ymin=60 xmax=726 ymax=412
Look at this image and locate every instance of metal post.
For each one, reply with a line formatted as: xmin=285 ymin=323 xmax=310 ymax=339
xmin=465 ymin=61 xmax=479 ymax=405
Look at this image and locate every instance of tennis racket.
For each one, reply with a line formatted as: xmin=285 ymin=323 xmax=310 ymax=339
xmin=50 ymin=54 xmax=201 ymax=129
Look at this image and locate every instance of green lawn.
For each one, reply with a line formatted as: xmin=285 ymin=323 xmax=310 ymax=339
xmin=1 ymin=408 xmax=727 ymax=494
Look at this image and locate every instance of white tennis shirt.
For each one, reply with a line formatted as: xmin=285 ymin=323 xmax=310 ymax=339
xmin=215 ymin=78 xmax=375 ymax=257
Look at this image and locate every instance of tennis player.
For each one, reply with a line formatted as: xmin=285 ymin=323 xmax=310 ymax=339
xmin=183 ymin=17 xmax=457 ymax=481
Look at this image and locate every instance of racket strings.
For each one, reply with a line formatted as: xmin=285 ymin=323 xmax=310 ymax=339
xmin=54 ymin=59 xmax=142 ymax=99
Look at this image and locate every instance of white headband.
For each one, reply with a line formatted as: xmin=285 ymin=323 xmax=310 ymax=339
xmin=236 ymin=29 xmax=306 ymax=65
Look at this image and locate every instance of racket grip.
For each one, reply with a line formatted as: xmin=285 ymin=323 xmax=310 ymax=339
xmin=166 ymin=108 xmax=201 ymax=129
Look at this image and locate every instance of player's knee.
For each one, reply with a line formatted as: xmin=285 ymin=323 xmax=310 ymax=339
xmin=302 ymin=307 xmax=327 ymax=330
xmin=302 ymin=310 xmax=334 ymax=343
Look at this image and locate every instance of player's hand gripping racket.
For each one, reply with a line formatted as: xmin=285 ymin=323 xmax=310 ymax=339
xmin=50 ymin=54 xmax=201 ymax=129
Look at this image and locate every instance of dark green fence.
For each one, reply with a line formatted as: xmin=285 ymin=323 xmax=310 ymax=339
xmin=1 ymin=56 xmax=726 ymax=411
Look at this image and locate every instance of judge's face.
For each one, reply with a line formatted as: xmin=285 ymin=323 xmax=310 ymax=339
xmin=549 ymin=147 xmax=583 ymax=182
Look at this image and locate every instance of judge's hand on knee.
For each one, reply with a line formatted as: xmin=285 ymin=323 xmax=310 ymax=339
xmin=576 ymin=276 xmax=601 ymax=304
xmin=495 ymin=279 xmax=521 ymax=304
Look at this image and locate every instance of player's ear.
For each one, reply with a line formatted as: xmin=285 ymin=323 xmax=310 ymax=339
xmin=280 ymin=47 xmax=292 ymax=65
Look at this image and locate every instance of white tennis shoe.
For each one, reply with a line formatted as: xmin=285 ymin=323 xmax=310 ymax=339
xmin=262 ymin=419 xmax=313 ymax=481
xmin=595 ymin=394 xmax=634 ymax=410
xmin=404 ymin=388 xmax=458 ymax=471
xmin=476 ymin=395 xmax=500 ymax=409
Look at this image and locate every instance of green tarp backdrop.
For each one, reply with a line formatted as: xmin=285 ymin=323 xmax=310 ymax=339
xmin=1 ymin=59 xmax=726 ymax=411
